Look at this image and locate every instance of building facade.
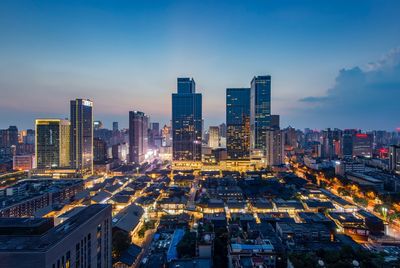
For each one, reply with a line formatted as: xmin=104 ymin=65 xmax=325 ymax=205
xmin=129 ymin=111 xmax=149 ymax=164
xmin=266 ymin=129 xmax=284 ymax=166
xmin=353 ymin=133 xmax=373 ymax=158
xmin=172 ymin=78 xmax=202 ymax=161
xmin=226 ymin=88 xmax=251 ymax=160
xmin=0 ymin=204 xmax=112 ymax=268
xmin=208 ymin=126 xmax=220 ymax=149
xmin=389 ymin=145 xmax=400 ymax=174
xmin=70 ymin=99 xmax=94 ymax=175
xmin=250 ymin=76 xmax=271 ymax=158
xmin=35 ymin=119 xmax=70 ymax=169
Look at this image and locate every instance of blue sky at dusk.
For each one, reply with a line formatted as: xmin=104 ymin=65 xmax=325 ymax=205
xmin=1 ymin=0 xmax=399 ymax=130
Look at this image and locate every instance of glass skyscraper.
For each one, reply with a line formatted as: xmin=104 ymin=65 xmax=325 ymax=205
xmin=70 ymin=99 xmax=93 ymax=175
xmin=250 ymin=76 xmax=271 ymax=157
xmin=226 ymin=88 xmax=251 ymax=160
xmin=35 ymin=119 xmax=70 ymax=169
xmin=172 ymin=78 xmax=202 ymax=161
xmin=129 ymin=111 xmax=149 ymax=164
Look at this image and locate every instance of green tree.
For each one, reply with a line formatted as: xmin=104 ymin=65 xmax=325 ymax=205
xmin=112 ymin=230 xmax=131 ymax=259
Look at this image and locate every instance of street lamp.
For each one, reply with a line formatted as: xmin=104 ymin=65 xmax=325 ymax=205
xmin=136 ymin=166 xmax=139 ymax=175
xmin=382 ymin=207 xmax=388 ymax=221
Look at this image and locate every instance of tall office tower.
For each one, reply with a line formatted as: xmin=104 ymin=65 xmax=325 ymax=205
xmin=0 ymin=204 xmax=112 ymax=268
xmin=0 ymin=126 xmax=19 ymax=161
xmin=389 ymin=145 xmax=400 ymax=174
xmin=35 ymin=119 xmax=70 ymax=169
xmin=353 ymin=133 xmax=373 ymax=158
xmin=208 ymin=126 xmax=220 ymax=149
xmin=172 ymin=78 xmax=202 ymax=161
xmin=129 ymin=111 xmax=149 ymax=164
xmin=94 ymin=137 xmax=107 ymax=164
xmin=266 ymin=128 xmax=285 ymax=166
xmin=149 ymin=122 xmax=160 ymax=149
xmin=320 ymin=128 xmax=335 ymax=159
xmin=219 ymin=123 xmax=227 ymax=138
xmin=70 ymin=99 xmax=93 ymax=175
xmin=341 ymin=134 xmax=353 ymax=158
xmin=250 ymin=76 xmax=271 ymax=158
xmin=112 ymin=121 xmax=119 ymax=132
xmin=226 ymin=88 xmax=251 ymax=160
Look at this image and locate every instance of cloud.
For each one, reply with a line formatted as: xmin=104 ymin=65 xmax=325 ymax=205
xmin=297 ymin=48 xmax=400 ymax=130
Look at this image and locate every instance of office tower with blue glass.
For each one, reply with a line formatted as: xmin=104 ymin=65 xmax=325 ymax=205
xmin=226 ymin=88 xmax=251 ymax=160
xmin=172 ymin=78 xmax=202 ymax=161
xmin=250 ymin=75 xmax=271 ymax=159
xmin=70 ymin=99 xmax=93 ymax=175
xmin=129 ymin=111 xmax=149 ymax=164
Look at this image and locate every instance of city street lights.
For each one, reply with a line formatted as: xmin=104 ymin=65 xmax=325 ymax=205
xmin=136 ymin=166 xmax=139 ymax=175
xmin=382 ymin=207 xmax=388 ymax=221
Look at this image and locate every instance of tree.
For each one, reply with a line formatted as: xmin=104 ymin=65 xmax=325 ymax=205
xmin=112 ymin=230 xmax=131 ymax=259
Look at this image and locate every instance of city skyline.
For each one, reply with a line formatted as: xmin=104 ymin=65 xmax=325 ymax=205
xmin=1 ymin=1 xmax=400 ymax=130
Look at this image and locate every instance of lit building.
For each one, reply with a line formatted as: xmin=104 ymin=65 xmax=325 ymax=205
xmin=0 ymin=204 xmax=112 ymax=268
xmin=70 ymin=99 xmax=94 ymax=174
xmin=172 ymin=77 xmax=202 ymax=161
xmin=13 ymin=154 xmax=35 ymax=171
xmin=208 ymin=126 xmax=220 ymax=149
xmin=389 ymin=145 xmax=400 ymax=174
xmin=94 ymin=137 xmax=107 ymax=164
xmin=161 ymin=124 xmax=172 ymax=147
xmin=250 ymin=76 xmax=271 ymax=159
xmin=266 ymin=128 xmax=285 ymax=166
xmin=129 ymin=111 xmax=148 ymax=164
xmin=35 ymin=119 xmax=70 ymax=169
xmin=353 ymin=133 xmax=373 ymax=158
xmin=226 ymin=88 xmax=251 ymax=160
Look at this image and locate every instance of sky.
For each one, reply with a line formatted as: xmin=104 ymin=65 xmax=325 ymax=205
xmin=0 ymin=0 xmax=399 ymax=131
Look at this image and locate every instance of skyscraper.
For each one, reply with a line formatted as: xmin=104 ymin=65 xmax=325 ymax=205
xmin=35 ymin=119 xmax=70 ymax=169
xmin=112 ymin=121 xmax=119 ymax=132
xmin=129 ymin=111 xmax=149 ymax=164
xmin=266 ymin=128 xmax=285 ymax=166
xmin=208 ymin=126 xmax=220 ymax=149
xmin=70 ymin=99 xmax=93 ymax=175
xmin=172 ymin=78 xmax=202 ymax=161
xmin=250 ymin=76 xmax=271 ymax=158
xmin=226 ymin=88 xmax=251 ymax=160
xmin=389 ymin=145 xmax=400 ymax=174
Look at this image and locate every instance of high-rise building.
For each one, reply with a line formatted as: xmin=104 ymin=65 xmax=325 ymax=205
xmin=70 ymin=99 xmax=93 ymax=175
xmin=353 ymin=133 xmax=373 ymax=158
xmin=94 ymin=137 xmax=107 ymax=164
xmin=266 ymin=128 xmax=285 ymax=166
xmin=0 ymin=126 xmax=19 ymax=161
xmin=226 ymin=88 xmax=251 ymax=160
xmin=250 ymin=76 xmax=271 ymax=158
xmin=161 ymin=125 xmax=172 ymax=147
xmin=0 ymin=204 xmax=112 ymax=268
xmin=341 ymin=134 xmax=353 ymax=158
xmin=172 ymin=78 xmax=202 ymax=161
xmin=129 ymin=111 xmax=149 ymax=164
xmin=219 ymin=123 xmax=227 ymax=138
xmin=389 ymin=145 xmax=400 ymax=174
xmin=112 ymin=121 xmax=119 ymax=132
xmin=35 ymin=119 xmax=70 ymax=169
xmin=208 ymin=126 xmax=220 ymax=149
